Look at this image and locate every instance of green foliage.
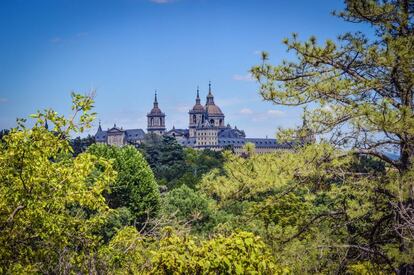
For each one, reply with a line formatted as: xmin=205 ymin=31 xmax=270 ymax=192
xmin=3 ymin=1 xmax=414 ymax=273
xmin=138 ymin=135 xmax=224 ymax=190
xmin=251 ymin=0 xmax=414 ymax=173
xmin=98 ymin=226 xmax=150 ymax=274
xmin=98 ymin=227 xmax=286 ymax=274
xmin=162 ymin=184 xmax=219 ymax=233
xmin=249 ymin=1 xmax=414 ymax=272
xmin=179 ymin=148 xmax=224 ymax=189
xmin=70 ymin=134 xmax=96 ymax=156
xmin=149 ymin=230 xmax=287 ymax=274
xmin=0 ymin=93 xmax=116 ymax=273
xmin=199 ymin=143 xmax=414 ymax=273
xmin=138 ymin=135 xmax=187 ymax=189
xmin=87 ymin=143 xmax=160 ymax=226
xmin=97 ymin=207 xmax=133 ymax=243
xmin=0 ymin=128 xmax=9 ymax=141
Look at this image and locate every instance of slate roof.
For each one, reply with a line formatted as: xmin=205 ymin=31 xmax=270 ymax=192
xmin=95 ymin=131 xmax=107 ymax=143
xmin=95 ymin=127 xmax=145 ymax=143
xmin=218 ymin=128 xmax=246 ymax=139
xmin=245 ymin=138 xmax=292 ymax=149
xmin=218 ymin=138 xmax=245 ymax=146
xmin=166 ymin=128 xmax=189 ymax=139
xmin=125 ymin=129 xmax=146 ymax=141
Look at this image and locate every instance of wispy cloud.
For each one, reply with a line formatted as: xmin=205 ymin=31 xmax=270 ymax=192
xmin=49 ymin=32 xmax=89 ymax=44
xmin=267 ymin=109 xmax=284 ymax=117
xmin=239 ymin=108 xmax=253 ymax=115
xmin=232 ymin=73 xmax=254 ymax=82
xmin=150 ymin=0 xmax=176 ymax=4
xmin=236 ymin=108 xmax=285 ymax=122
xmin=216 ymin=97 xmax=258 ymax=107
xmin=0 ymin=98 xmax=8 ymax=104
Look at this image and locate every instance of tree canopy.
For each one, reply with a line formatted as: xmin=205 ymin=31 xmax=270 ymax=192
xmin=87 ymin=143 xmax=161 ymax=227
xmin=250 ymin=0 xmax=414 ymax=272
xmin=251 ymin=0 xmax=414 ymax=173
xmin=0 ymin=93 xmax=116 ymax=273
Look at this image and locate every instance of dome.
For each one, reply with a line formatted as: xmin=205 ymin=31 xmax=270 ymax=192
xmin=148 ymin=91 xmax=165 ymax=116
xmin=149 ymin=106 xmax=164 ymax=115
xmin=205 ymin=104 xmax=223 ymax=116
xmin=204 ymin=83 xmax=224 ymax=116
xmin=191 ymin=103 xmax=205 ymax=112
xmin=190 ymin=87 xmax=205 ymax=113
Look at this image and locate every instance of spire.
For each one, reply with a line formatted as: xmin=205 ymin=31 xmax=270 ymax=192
xmin=154 ymin=90 xmax=158 ymax=108
xmin=206 ymin=81 xmax=214 ymax=105
xmin=97 ymin=120 xmax=102 ymax=132
xmin=196 ymin=86 xmax=200 ymax=104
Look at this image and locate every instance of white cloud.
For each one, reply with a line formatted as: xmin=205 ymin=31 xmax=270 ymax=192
xmin=240 ymin=108 xmax=253 ymax=115
xmin=267 ymin=109 xmax=285 ymax=117
xmin=216 ymin=97 xmax=256 ymax=107
xmin=232 ymin=73 xmax=254 ymax=82
xmin=150 ymin=0 xmax=175 ymax=3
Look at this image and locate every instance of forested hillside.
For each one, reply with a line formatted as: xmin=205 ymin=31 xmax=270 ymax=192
xmin=0 ymin=1 xmax=413 ymax=274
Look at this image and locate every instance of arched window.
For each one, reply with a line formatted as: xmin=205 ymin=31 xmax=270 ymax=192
xmin=210 ymin=119 xmax=214 ymax=125
xmin=150 ymin=118 xmax=154 ymax=126
xmin=193 ymin=115 xmax=197 ymax=123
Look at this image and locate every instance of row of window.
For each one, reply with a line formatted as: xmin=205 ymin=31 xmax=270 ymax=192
xmin=198 ymin=142 xmax=217 ymax=145
xmin=198 ymin=132 xmax=216 ymax=136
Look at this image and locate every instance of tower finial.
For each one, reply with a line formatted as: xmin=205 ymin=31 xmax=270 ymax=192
xmin=153 ymin=90 xmax=159 ymax=108
xmin=196 ymin=86 xmax=201 ymax=104
xmin=206 ymin=81 xmax=214 ymax=104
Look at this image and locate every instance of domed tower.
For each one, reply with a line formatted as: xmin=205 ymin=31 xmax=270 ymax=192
xmin=205 ymin=82 xmax=225 ymax=128
xmin=147 ymin=91 xmax=166 ymax=135
xmin=189 ymin=86 xmax=205 ymax=137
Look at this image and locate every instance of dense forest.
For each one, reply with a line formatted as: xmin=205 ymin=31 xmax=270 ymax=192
xmin=1 ymin=1 xmax=413 ymax=274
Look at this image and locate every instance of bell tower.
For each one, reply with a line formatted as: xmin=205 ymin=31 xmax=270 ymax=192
xmin=147 ymin=91 xmax=166 ymax=135
xmin=189 ymin=86 xmax=205 ymax=137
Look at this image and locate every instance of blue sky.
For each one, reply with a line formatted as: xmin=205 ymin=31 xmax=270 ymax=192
xmin=0 ymin=0 xmax=367 ymax=137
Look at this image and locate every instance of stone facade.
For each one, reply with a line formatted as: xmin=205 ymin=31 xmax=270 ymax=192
xmin=95 ymin=123 xmax=145 ymax=147
xmin=95 ymin=83 xmax=295 ymax=153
